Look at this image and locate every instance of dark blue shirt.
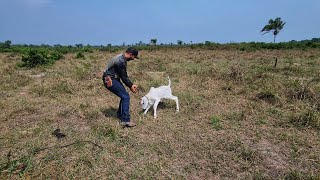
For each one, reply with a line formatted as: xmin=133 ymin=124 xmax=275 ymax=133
xmin=104 ymin=53 xmax=133 ymax=88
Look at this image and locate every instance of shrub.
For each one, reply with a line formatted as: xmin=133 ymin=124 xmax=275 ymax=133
xmin=21 ymin=49 xmax=63 ymax=67
xmin=76 ymin=52 xmax=85 ymax=59
xmin=50 ymin=51 xmax=63 ymax=61
xmin=21 ymin=49 xmax=50 ymax=67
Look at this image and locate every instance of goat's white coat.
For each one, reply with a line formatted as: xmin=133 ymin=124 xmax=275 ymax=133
xmin=141 ymin=77 xmax=179 ymax=118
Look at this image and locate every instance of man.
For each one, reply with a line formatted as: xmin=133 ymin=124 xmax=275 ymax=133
xmin=102 ymin=47 xmax=139 ymax=128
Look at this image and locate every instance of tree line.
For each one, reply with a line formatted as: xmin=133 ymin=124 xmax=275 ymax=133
xmin=1 ymin=17 xmax=320 ymax=53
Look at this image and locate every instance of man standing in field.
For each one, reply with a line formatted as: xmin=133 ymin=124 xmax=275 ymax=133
xmin=102 ymin=47 xmax=139 ymax=128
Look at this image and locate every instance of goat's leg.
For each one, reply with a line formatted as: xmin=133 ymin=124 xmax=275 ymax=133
xmin=143 ymin=104 xmax=152 ymax=115
xmin=169 ymin=96 xmax=179 ymax=112
xmin=153 ymin=99 xmax=160 ymax=118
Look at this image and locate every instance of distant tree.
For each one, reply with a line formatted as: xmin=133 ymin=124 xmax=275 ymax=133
xmin=53 ymin=44 xmax=61 ymax=48
xmin=311 ymin=38 xmax=320 ymax=42
xmin=75 ymin=44 xmax=83 ymax=48
xmin=177 ymin=40 xmax=183 ymax=45
xmin=150 ymin=38 xmax=157 ymax=46
xmin=205 ymin=41 xmax=211 ymax=45
xmin=3 ymin=40 xmax=12 ymax=48
xmin=261 ymin=17 xmax=286 ymax=43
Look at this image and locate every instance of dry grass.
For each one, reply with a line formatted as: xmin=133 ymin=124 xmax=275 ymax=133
xmin=0 ymin=48 xmax=320 ymax=179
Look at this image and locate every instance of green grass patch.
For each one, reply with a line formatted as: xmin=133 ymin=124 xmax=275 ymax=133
xmin=210 ymin=116 xmax=222 ymax=130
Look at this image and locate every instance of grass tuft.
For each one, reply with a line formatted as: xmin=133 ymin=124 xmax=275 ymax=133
xmin=210 ymin=116 xmax=222 ymax=130
xmin=289 ymin=109 xmax=320 ymax=130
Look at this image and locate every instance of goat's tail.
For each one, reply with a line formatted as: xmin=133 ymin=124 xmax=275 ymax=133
xmin=167 ymin=76 xmax=171 ymax=87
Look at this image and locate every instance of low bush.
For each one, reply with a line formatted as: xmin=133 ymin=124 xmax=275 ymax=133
xmin=75 ymin=52 xmax=85 ymax=59
xmin=20 ymin=49 xmax=63 ymax=67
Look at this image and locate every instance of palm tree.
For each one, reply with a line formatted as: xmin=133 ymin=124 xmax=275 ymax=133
xmin=261 ymin=17 xmax=286 ymax=43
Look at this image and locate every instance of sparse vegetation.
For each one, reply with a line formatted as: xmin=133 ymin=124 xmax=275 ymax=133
xmin=0 ymin=47 xmax=319 ymax=179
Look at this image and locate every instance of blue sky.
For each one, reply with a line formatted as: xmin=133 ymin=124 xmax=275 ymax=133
xmin=1 ymin=0 xmax=319 ymax=45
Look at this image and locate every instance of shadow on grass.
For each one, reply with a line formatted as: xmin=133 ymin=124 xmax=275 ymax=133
xmin=157 ymin=102 xmax=167 ymax=109
xmin=101 ymin=107 xmax=118 ymax=119
xmin=101 ymin=103 xmax=170 ymax=119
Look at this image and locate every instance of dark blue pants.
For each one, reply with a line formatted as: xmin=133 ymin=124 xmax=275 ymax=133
xmin=105 ymin=79 xmax=130 ymax=122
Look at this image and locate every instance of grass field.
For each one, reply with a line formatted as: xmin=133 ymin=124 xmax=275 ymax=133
xmin=1 ymin=48 xmax=319 ymax=179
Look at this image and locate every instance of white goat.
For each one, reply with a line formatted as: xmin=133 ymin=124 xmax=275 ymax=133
xmin=141 ymin=76 xmax=179 ymax=118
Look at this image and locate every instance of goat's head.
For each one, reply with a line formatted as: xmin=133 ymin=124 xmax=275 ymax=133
xmin=141 ymin=96 xmax=149 ymax=110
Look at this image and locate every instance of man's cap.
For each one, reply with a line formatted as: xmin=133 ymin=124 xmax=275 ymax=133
xmin=126 ymin=47 xmax=139 ymax=59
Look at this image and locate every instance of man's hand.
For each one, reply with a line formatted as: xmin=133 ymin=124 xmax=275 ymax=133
xmin=130 ymin=84 xmax=138 ymax=93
